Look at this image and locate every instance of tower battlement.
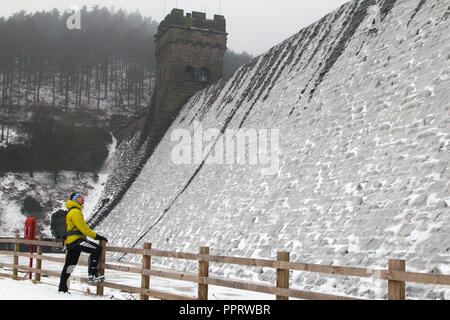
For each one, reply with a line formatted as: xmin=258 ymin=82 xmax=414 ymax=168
xmin=156 ymin=8 xmax=226 ymax=39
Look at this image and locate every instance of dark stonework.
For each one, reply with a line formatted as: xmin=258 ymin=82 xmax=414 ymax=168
xmin=154 ymin=8 xmax=227 ymax=126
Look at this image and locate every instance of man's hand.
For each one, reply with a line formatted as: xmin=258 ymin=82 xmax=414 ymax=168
xmin=94 ymin=234 xmax=108 ymax=243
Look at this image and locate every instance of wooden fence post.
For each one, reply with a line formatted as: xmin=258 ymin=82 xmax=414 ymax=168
xmin=13 ymin=234 xmax=20 ymax=279
xmin=198 ymin=246 xmax=210 ymax=300
xmin=96 ymin=240 xmax=107 ymax=296
xmin=140 ymin=243 xmax=152 ymax=300
xmin=276 ymin=251 xmax=290 ymax=300
xmin=388 ymin=259 xmax=406 ymax=300
xmin=35 ymin=235 xmax=43 ymax=282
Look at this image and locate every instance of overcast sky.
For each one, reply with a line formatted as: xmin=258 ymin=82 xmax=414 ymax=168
xmin=0 ymin=0 xmax=350 ymax=55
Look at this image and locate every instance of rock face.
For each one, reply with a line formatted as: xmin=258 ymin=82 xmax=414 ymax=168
xmin=96 ymin=0 xmax=449 ymax=299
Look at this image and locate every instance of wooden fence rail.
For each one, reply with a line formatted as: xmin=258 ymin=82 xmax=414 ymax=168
xmin=0 ymin=236 xmax=449 ymax=300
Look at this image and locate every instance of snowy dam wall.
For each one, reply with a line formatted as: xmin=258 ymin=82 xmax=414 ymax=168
xmin=96 ymin=0 xmax=449 ymax=299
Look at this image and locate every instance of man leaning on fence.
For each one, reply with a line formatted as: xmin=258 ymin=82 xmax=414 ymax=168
xmin=58 ymin=192 xmax=108 ymax=293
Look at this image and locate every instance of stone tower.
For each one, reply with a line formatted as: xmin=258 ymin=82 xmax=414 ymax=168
xmin=154 ymin=9 xmax=227 ymax=123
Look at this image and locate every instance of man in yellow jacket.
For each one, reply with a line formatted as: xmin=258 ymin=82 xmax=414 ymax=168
xmin=58 ymin=192 xmax=108 ymax=293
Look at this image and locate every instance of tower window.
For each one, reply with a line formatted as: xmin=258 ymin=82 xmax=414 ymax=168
xmin=199 ymin=68 xmax=209 ymax=82
xmin=185 ymin=66 xmax=194 ymax=81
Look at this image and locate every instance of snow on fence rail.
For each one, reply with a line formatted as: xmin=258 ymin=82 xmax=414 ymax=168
xmin=0 ymin=235 xmax=449 ymax=300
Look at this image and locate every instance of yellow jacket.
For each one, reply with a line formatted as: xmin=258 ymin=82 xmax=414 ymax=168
xmin=64 ymin=200 xmax=97 ymax=244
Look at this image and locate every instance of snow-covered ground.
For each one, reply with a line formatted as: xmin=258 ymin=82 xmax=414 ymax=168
xmin=0 ymin=254 xmax=277 ymax=300
xmin=0 ymin=277 xmax=111 ymax=300
xmin=0 ymin=135 xmax=117 ymax=236
xmin=0 ymin=127 xmax=24 ymax=148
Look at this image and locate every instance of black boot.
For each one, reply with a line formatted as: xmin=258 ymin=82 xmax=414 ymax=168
xmin=88 ymin=273 xmax=105 ymax=283
xmin=58 ymin=282 xmax=69 ymax=293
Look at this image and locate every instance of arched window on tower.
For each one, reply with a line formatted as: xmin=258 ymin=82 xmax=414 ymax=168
xmin=185 ymin=66 xmax=194 ymax=81
xmin=199 ymin=68 xmax=209 ymax=82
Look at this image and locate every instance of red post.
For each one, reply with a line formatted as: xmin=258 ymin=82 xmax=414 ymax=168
xmin=24 ymin=218 xmax=37 ymax=279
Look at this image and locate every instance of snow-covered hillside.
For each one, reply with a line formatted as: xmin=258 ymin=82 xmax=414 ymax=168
xmin=95 ymin=0 xmax=450 ymax=299
xmin=0 ymin=136 xmax=116 ymax=237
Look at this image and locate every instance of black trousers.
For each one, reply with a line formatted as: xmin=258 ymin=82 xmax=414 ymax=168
xmin=58 ymin=238 xmax=101 ymax=291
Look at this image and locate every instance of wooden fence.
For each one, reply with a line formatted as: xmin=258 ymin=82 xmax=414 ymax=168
xmin=1 ymin=235 xmax=449 ymax=300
